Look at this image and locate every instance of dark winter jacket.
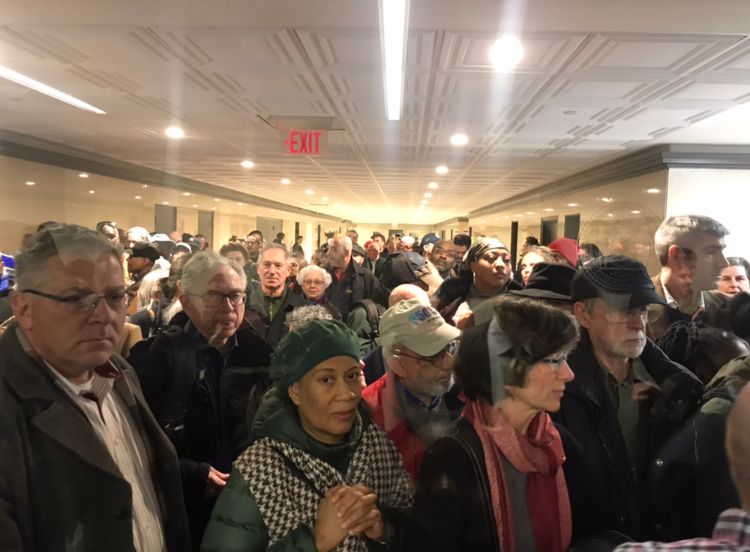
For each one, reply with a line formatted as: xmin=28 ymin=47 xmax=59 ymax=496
xmin=326 ymin=261 xmax=388 ymax=319
xmin=244 ymin=281 xmax=304 ymax=349
xmin=553 ymin=331 xmax=702 ymax=540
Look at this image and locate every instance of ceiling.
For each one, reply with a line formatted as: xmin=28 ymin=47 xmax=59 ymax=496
xmin=1 ymin=0 xmax=750 ymax=224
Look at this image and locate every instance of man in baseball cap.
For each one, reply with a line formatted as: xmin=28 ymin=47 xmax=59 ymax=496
xmin=380 ymin=250 xmax=444 ymax=296
xmin=553 ymin=255 xmax=702 ymax=541
xmin=362 ymin=298 xmax=463 ymax=480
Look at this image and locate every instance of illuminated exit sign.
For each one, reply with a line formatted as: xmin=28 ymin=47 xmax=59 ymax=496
xmin=283 ymin=129 xmax=327 ymax=156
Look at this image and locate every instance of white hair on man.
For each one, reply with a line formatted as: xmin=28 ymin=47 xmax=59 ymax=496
xmin=179 ymin=251 xmax=247 ymax=295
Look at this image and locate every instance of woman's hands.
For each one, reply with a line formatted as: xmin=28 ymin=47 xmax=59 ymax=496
xmin=314 ymin=484 xmax=384 ymax=551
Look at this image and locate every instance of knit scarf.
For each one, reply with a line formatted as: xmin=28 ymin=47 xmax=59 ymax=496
xmin=463 ymin=399 xmax=572 ymax=552
xmin=234 ymin=421 xmax=413 ymax=552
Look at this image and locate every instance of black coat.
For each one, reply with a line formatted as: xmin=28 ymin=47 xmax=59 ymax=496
xmin=128 ymin=322 xmax=271 ymax=544
xmin=405 ymin=417 xmax=499 ymax=552
xmin=552 ymin=332 xmax=702 ymax=540
xmin=325 ymin=261 xmax=388 ymax=318
xmin=244 ymin=281 xmax=304 ymax=349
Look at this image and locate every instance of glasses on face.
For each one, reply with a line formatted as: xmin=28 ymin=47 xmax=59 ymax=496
xmin=393 ymin=340 xmax=458 ymax=367
xmin=540 ymin=356 xmax=569 ymax=372
xmin=23 ymin=288 xmax=129 ymax=313
xmin=188 ymin=291 xmax=246 ymax=308
xmin=303 ymin=279 xmax=325 ymax=287
xmin=433 ymin=247 xmax=456 ymax=258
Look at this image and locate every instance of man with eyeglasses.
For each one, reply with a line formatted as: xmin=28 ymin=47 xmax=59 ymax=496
xmin=0 ymin=224 xmax=190 ymax=551
xmin=128 ymin=250 xmax=271 ymax=546
xmin=552 ymin=255 xmax=702 ymax=542
xmin=362 ymin=298 xmax=463 ymax=480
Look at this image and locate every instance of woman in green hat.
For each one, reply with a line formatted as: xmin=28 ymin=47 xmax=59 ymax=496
xmin=201 ymin=319 xmax=413 ymax=552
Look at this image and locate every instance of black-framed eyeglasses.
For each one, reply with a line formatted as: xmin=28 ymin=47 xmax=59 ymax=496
xmin=23 ymin=288 xmax=129 ymax=312
xmin=393 ymin=340 xmax=458 ymax=366
xmin=540 ymin=356 xmax=569 ymax=372
xmin=188 ymin=291 xmax=246 ymax=308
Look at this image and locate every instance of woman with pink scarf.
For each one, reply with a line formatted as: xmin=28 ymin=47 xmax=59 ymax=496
xmin=406 ymin=296 xmax=579 ymax=552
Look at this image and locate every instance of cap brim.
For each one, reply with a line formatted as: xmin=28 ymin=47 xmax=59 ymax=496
xmin=403 ymin=323 xmax=461 ymax=356
xmin=595 ymin=288 xmax=667 ymax=310
xmin=420 ymin=268 xmax=444 ymax=295
xmin=510 ymin=288 xmax=571 ymax=301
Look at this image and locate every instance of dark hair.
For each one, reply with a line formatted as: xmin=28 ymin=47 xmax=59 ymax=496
xmin=453 ymin=233 xmax=471 ymax=248
xmin=730 ymin=293 xmax=750 ymax=341
xmin=247 ymin=230 xmax=263 ymax=239
xmin=219 ymin=242 xmax=250 ymax=263
xmin=455 ymin=296 xmax=579 ymax=402
xmin=579 ymin=242 xmax=603 ymax=259
xmin=371 ymin=232 xmax=386 ymax=241
xmin=524 ymin=236 xmax=540 ymax=247
xmin=658 ymin=320 xmax=749 ymax=384
xmin=161 ymin=252 xmax=193 ymax=302
xmin=727 ymin=257 xmax=750 ymax=276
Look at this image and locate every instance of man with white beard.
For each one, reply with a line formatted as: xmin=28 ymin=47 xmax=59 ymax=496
xmin=362 ymin=298 xmax=463 ymax=481
xmin=552 ymin=256 xmax=702 ymax=542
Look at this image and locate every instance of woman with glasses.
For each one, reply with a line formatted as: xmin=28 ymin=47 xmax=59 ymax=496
xmin=201 ymin=320 xmax=413 ymax=551
xmin=406 ymin=296 xmax=579 ymax=552
xmin=296 ymin=264 xmax=342 ymax=320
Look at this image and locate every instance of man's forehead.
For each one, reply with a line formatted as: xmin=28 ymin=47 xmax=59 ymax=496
xmin=261 ymin=250 xmax=286 ymax=263
xmin=47 ymin=252 xmax=122 ymax=283
xmin=206 ymin=266 xmax=242 ymax=287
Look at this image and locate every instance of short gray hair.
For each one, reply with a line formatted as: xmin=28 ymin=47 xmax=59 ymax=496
xmin=15 ymin=224 xmax=121 ymax=290
xmin=285 ymin=305 xmax=334 ymax=330
xmin=297 ymin=264 xmax=332 ymax=288
xmin=260 ymin=243 xmax=291 ymax=262
xmin=180 ymin=251 xmax=246 ymax=294
xmin=654 ymin=215 xmax=729 ymax=266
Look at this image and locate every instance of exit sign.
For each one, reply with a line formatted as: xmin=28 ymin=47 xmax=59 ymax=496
xmin=283 ymin=129 xmax=327 ymax=156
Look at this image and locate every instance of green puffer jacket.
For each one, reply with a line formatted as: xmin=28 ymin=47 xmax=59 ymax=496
xmin=200 ymin=390 xmax=412 ymax=551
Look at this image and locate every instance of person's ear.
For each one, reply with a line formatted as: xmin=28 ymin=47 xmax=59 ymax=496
xmin=11 ymin=292 xmax=33 ymax=330
xmin=667 ymin=244 xmax=685 ymax=266
xmin=389 ymin=356 xmax=407 ymax=378
xmin=573 ymin=301 xmax=591 ymax=329
xmin=288 ymin=383 xmax=301 ymax=406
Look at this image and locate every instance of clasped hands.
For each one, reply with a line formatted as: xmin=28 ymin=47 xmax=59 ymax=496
xmin=314 ymin=484 xmax=384 ymax=552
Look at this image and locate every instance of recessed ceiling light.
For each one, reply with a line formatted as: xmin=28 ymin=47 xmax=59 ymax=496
xmin=334 ymin=202 xmax=341 ymax=207
xmin=25 ymin=181 xmax=35 ymax=186
xmin=435 ymin=165 xmax=449 ymax=175
xmin=280 ymin=178 xmax=291 ymax=185
xmin=427 ymin=182 xmax=439 ymax=189
xmin=424 ymin=192 xmax=433 ymax=198
xmin=631 ymin=210 xmax=641 ymax=214
xmin=142 ymin=184 xmax=148 ymax=189
xmin=514 ymin=214 xmax=523 ymax=217
xmin=164 ymin=126 xmax=185 ymax=139
xmin=647 ymin=188 xmax=661 ymax=194
xmin=450 ymin=133 xmax=469 ymax=146
xmin=489 ymin=35 xmax=524 ymax=72
xmin=379 ymin=0 xmax=409 ymax=120
xmin=525 ymin=211 xmax=535 ymax=215
xmin=322 ymin=196 xmax=329 ymax=202
xmin=214 ymin=198 xmax=220 ymax=202
xmin=211 ymin=207 xmax=216 ymax=211
xmin=192 ymin=204 xmax=198 ymax=208
xmin=542 ymin=208 xmax=555 ymax=212
xmin=0 ymin=64 xmax=106 ymax=114
xmin=607 ymin=213 xmax=614 ymax=217
xmin=600 ymin=197 xmax=614 ymax=203
xmin=78 ymin=173 xmax=89 ymax=178
xmin=567 ymin=202 xmax=579 ymax=207
xmin=162 ymin=201 xmax=169 ymax=204
xmin=240 ymin=159 xmax=255 ymax=169
xmin=237 ymin=202 xmax=244 ymax=206
xmin=305 ymin=189 xmax=314 ymax=195
xmin=88 ymin=190 xmax=95 ymax=194
xmin=182 ymin=192 xmax=191 ymax=196
xmin=134 ymin=195 xmax=142 ymax=199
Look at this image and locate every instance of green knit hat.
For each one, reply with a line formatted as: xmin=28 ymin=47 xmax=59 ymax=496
xmin=271 ymin=319 xmax=361 ymax=391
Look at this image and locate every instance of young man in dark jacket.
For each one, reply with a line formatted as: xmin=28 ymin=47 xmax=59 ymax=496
xmin=128 ymin=251 xmax=271 ymax=547
xmin=553 ymin=256 xmax=702 ymax=541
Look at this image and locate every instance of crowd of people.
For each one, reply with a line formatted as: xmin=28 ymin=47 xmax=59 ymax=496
xmin=1 ymin=214 xmax=750 ymax=551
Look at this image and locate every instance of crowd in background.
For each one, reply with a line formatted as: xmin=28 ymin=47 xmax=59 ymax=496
xmin=2 ymin=214 xmax=750 ymax=551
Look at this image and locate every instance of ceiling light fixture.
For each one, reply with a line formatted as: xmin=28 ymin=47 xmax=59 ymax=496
xmin=192 ymin=204 xmax=198 ymax=208
xmin=305 ymin=189 xmax=314 ymax=195
xmin=0 ymin=64 xmax=106 ymax=114
xmin=525 ymin=211 xmax=535 ymax=215
xmin=378 ymin=0 xmax=410 ymax=120
xmin=600 ymin=197 xmax=614 ymax=203
xmin=427 ymin=181 xmax=439 ymax=189
xmin=435 ymin=165 xmax=449 ymax=175
xmin=607 ymin=213 xmax=614 ymax=217
xmin=542 ymin=208 xmax=555 ymax=212
xmin=182 ymin=192 xmax=191 ymax=196
xmin=25 ymin=181 xmax=35 ymax=186
xmin=424 ymin=192 xmax=433 ymax=198
xmin=164 ymin=126 xmax=185 ymax=139
xmin=280 ymin=178 xmax=291 ymax=185
xmin=214 ymin=198 xmax=220 ymax=202
xmin=78 ymin=173 xmax=89 ymax=178
xmin=322 ymin=196 xmax=329 ymax=202
xmin=646 ymin=188 xmax=661 ymax=194
xmin=88 ymin=190 xmax=95 ymax=194
xmin=631 ymin=210 xmax=641 ymax=214
xmin=450 ymin=133 xmax=469 ymax=146
xmin=163 ymin=201 xmax=170 ymax=205
xmin=567 ymin=202 xmax=579 ymax=207
xmin=240 ymin=159 xmax=255 ymax=169
xmin=489 ymin=35 xmax=524 ymax=72
xmin=134 ymin=195 xmax=142 ymax=199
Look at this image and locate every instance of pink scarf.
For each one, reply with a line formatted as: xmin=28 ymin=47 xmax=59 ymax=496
xmin=463 ymin=399 xmax=572 ymax=552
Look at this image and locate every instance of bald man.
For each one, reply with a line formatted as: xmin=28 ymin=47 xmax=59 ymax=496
xmin=616 ymin=382 xmax=750 ymax=550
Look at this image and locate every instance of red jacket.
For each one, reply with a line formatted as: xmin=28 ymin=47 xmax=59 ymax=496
xmin=362 ymin=372 xmax=426 ymax=481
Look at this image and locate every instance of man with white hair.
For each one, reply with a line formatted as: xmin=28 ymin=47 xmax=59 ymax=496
xmin=126 ymin=226 xmax=151 ymax=248
xmin=128 ymin=251 xmax=271 ymax=545
xmin=325 ymin=234 xmax=387 ymax=319
xmin=362 ymin=297 xmax=463 ymax=480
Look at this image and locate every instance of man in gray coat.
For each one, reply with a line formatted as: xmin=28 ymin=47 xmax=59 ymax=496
xmin=0 ymin=224 xmax=190 ymax=551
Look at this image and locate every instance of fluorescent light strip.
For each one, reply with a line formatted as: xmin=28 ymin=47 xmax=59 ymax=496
xmin=379 ymin=0 xmax=409 ymax=121
xmin=0 ymin=64 xmax=106 ymax=115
